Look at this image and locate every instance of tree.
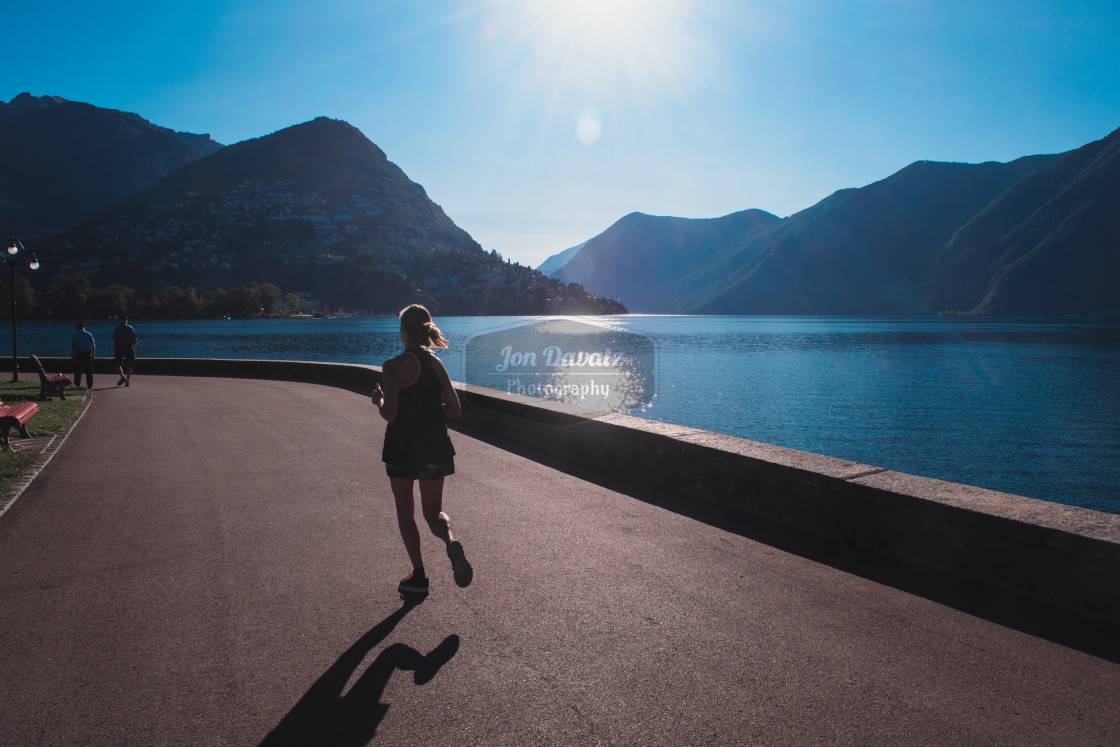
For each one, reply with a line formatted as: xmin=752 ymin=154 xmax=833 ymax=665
xmin=259 ymin=283 xmax=281 ymax=317
xmin=0 ymin=276 xmax=37 ymax=319
xmin=230 ymin=283 xmax=263 ymax=317
xmin=159 ymin=286 xmax=204 ymax=318
xmin=208 ymin=288 xmax=235 ymax=318
xmin=43 ymin=274 xmax=95 ymax=319
xmin=283 ymin=293 xmax=302 ymax=315
xmin=134 ymin=296 xmax=162 ymax=317
xmin=102 ymin=284 xmax=137 ymax=317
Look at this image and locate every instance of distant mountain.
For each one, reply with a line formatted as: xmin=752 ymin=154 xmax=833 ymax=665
xmin=553 ymin=210 xmax=780 ymax=312
xmin=43 ymin=117 xmax=625 ymax=315
xmin=2 ymin=93 xmax=67 ymax=109
xmin=170 ymin=131 xmax=225 ymax=157
xmin=536 ymin=241 xmax=587 ymax=276
xmin=16 ymin=90 xmax=1115 ymax=317
xmin=0 ymin=93 xmax=222 ymax=238
xmin=684 ymin=155 xmax=1058 ymax=314
xmin=927 ymin=126 xmax=1120 ymax=315
xmin=544 ymin=138 xmax=1117 ymax=315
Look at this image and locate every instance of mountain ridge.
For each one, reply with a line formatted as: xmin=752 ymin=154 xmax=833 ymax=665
xmin=41 ymin=116 xmax=624 ymax=315
xmin=928 ymin=126 xmax=1120 ymax=315
xmin=543 ymin=133 xmax=1119 ymax=316
xmin=688 ymin=155 xmax=1061 ymax=314
xmin=0 ymin=94 xmax=222 ymax=237
xmin=552 ymin=209 xmax=780 ymax=312
xmin=8 ymin=91 xmax=1115 ymax=317
xmin=537 ymin=241 xmax=587 ymax=276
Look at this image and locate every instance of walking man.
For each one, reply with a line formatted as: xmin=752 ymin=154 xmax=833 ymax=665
xmin=113 ymin=315 xmax=138 ymax=387
xmin=71 ymin=322 xmax=96 ymax=389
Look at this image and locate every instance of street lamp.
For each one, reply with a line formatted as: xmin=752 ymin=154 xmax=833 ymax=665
xmin=5 ymin=237 xmax=40 ymax=382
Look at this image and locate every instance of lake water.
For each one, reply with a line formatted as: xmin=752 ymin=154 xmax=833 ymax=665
xmin=15 ymin=315 xmax=1120 ymax=515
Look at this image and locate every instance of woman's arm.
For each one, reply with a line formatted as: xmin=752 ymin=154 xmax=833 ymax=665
xmin=431 ymin=355 xmax=462 ymax=420
xmin=374 ymin=358 xmax=400 ymax=423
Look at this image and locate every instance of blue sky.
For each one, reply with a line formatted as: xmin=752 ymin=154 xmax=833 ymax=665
xmin=7 ymin=0 xmax=1119 ymax=269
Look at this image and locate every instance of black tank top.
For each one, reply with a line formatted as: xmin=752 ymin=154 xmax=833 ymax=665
xmin=381 ymin=348 xmax=455 ymax=465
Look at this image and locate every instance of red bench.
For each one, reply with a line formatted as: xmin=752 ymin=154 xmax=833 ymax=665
xmin=0 ymin=399 xmax=39 ymax=452
xmin=30 ymin=354 xmax=72 ymax=400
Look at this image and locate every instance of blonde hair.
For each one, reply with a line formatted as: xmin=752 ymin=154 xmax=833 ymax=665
xmin=399 ymin=304 xmax=448 ymax=348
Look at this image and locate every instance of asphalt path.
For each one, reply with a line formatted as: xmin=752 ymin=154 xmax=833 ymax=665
xmin=0 ymin=376 xmax=1117 ymax=746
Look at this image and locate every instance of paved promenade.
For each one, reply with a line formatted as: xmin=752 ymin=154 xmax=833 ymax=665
xmin=1 ymin=376 xmax=1117 ymax=745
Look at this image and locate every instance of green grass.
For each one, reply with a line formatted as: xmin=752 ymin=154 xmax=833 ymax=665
xmin=0 ymin=451 xmax=40 ymax=496
xmin=0 ymin=380 xmax=88 ymax=497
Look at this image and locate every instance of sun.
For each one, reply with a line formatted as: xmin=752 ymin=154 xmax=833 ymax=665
xmin=481 ymin=0 xmax=697 ymax=103
xmin=534 ymin=0 xmax=649 ymax=40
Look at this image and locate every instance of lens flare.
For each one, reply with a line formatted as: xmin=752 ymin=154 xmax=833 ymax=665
xmin=576 ymin=107 xmax=602 ymax=144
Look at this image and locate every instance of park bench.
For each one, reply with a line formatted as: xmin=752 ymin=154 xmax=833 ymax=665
xmin=30 ymin=354 xmax=72 ymax=400
xmin=0 ymin=399 xmax=39 ymax=452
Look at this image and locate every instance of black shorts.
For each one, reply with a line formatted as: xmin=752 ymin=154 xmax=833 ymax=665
xmin=115 ymin=346 xmax=135 ymax=365
xmin=385 ymin=461 xmax=455 ymax=481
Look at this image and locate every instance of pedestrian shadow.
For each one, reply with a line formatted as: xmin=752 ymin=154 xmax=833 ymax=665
xmin=259 ymin=602 xmax=460 ymax=746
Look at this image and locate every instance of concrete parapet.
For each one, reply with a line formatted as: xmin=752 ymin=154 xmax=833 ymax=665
xmin=455 ymin=382 xmax=1120 ymax=628
xmin=28 ymin=356 xmax=380 ymax=397
xmin=15 ymin=356 xmax=1120 ymax=626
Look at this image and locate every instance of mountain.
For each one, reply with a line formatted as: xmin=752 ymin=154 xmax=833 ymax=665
xmin=43 ymin=117 xmax=625 ymax=315
xmin=1 ymin=93 xmax=67 ymax=109
xmin=552 ymin=210 xmax=780 ymax=312
xmin=0 ymin=93 xmax=222 ymax=238
xmin=683 ymin=155 xmax=1058 ymax=314
xmin=536 ymin=241 xmax=587 ymax=276
xmin=927 ymin=126 xmax=1120 ymax=315
xmin=549 ymin=125 xmax=1120 ymax=316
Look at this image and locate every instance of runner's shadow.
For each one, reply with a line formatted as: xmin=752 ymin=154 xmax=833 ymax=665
xmin=259 ymin=602 xmax=460 ymax=746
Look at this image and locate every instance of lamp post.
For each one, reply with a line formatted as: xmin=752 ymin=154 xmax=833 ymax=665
xmin=5 ymin=237 xmax=40 ymax=382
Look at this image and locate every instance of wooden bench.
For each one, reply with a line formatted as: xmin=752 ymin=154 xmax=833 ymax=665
xmin=30 ymin=354 xmax=72 ymax=400
xmin=0 ymin=399 xmax=39 ymax=452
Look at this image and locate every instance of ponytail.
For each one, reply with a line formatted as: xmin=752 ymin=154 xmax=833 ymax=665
xmin=399 ymin=304 xmax=448 ymax=348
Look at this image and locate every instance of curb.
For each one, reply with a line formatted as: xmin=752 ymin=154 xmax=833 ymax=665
xmin=0 ymin=394 xmax=93 ymax=520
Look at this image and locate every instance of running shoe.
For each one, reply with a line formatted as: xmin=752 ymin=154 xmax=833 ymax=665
xmin=447 ymin=541 xmax=473 ymax=588
xmin=398 ymin=569 xmax=429 ymax=595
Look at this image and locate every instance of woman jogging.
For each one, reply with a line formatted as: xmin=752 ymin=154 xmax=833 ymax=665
xmin=371 ymin=304 xmax=472 ymax=596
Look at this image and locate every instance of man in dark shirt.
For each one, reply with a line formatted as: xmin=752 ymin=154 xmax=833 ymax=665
xmin=71 ymin=322 xmax=96 ymax=388
xmin=112 ymin=315 xmax=138 ymax=387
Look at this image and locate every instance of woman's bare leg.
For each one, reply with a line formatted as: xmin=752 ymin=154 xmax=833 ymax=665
xmin=421 ymin=477 xmax=472 ymax=587
xmin=419 ymin=477 xmax=455 ymax=544
xmin=390 ymin=477 xmax=424 ymax=569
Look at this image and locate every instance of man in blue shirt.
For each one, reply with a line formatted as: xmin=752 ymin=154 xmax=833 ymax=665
xmin=112 ymin=315 xmax=139 ymax=387
xmin=71 ymin=322 xmax=96 ymax=389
